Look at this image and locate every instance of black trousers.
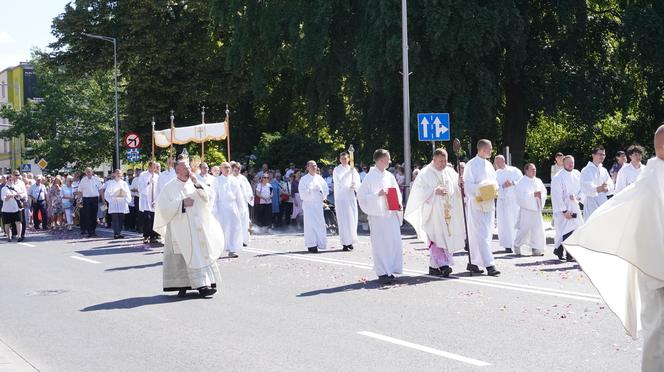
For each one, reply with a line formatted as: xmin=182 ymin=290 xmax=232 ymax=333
xmin=281 ymin=202 xmax=293 ymax=225
xmin=142 ymin=211 xmax=158 ymax=239
xmin=111 ymin=213 xmax=124 ymax=235
xmin=255 ymin=204 xmax=272 ymax=227
xmin=32 ymin=200 xmax=48 ymax=229
xmin=126 ymin=204 xmax=137 ymax=230
xmin=81 ymin=197 xmax=99 ymax=235
xmin=133 ymin=196 xmax=143 ymax=232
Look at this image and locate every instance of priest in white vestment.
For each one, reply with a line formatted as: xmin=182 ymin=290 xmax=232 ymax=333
xmin=580 ymin=147 xmax=614 ymax=219
xmin=103 ymin=169 xmax=132 ymax=239
xmin=565 ymin=126 xmax=664 ymax=371
xmin=333 ymin=152 xmax=360 ymax=251
xmin=550 ymin=155 xmax=584 ymax=261
xmin=463 ymin=139 xmax=501 ymax=276
xmin=231 ymin=161 xmax=254 ymax=246
xmin=299 ymin=161 xmax=329 ymax=253
xmin=405 ymin=149 xmax=465 ymax=277
xmin=513 ymin=163 xmax=547 ymax=256
xmin=358 ymin=149 xmax=403 ymax=285
xmin=615 ymin=145 xmax=646 ymax=194
xmin=214 ymin=162 xmax=244 ymax=258
xmin=154 ymin=154 xmax=224 ymax=298
xmin=495 ymin=155 xmax=523 ymax=253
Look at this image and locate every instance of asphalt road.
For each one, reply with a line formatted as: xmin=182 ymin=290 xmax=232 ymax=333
xmin=0 ymin=226 xmax=642 ymax=371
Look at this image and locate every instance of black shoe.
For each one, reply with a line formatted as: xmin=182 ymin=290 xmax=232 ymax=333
xmin=197 ymin=286 xmax=217 ymax=297
xmin=466 ymin=263 xmax=484 ymax=274
xmin=347 ymin=245 xmax=354 ymax=251
xmin=307 ymin=247 xmax=319 ymax=253
xmin=228 ymin=252 xmax=239 ymax=258
xmin=7 ymin=237 xmax=11 ymax=242
xmin=242 ymin=243 xmax=248 ymax=247
xmin=504 ymin=248 xmax=513 ymax=254
xmin=439 ymin=265 xmax=453 ymax=278
xmin=342 ymin=245 xmax=350 ymax=251
xmin=429 ymin=267 xmax=443 ymax=276
xmin=177 ymin=289 xmax=187 ymax=298
xmin=17 ymin=237 xmax=24 ymax=242
xmin=566 ymin=254 xmax=576 ymax=262
xmin=117 ymin=234 xmax=125 ymax=239
xmin=378 ymin=275 xmax=393 ymax=285
xmin=114 ymin=235 xmax=120 ymax=239
xmin=487 ymin=266 xmax=501 ymax=276
xmin=553 ymin=246 xmax=564 ymax=260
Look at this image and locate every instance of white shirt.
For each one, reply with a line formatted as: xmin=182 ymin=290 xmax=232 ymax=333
xmin=299 ymin=173 xmax=329 ymax=203
xmin=1 ymin=184 xmax=21 ymax=212
xmin=256 ymin=182 xmax=272 ymax=205
xmin=496 ymin=165 xmax=523 ymax=200
xmin=580 ymin=161 xmax=614 ymax=198
xmin=78 ymin=176 xmax=103 ymax=198
xmin=614 ymin=162 xmax=645 ymax=194
xmin=28 ymin=183 xmax=48 ymax=201
xmin=138 ymin=171 xmax=159 ymax=212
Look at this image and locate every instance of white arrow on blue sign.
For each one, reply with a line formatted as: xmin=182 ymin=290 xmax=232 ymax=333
xmin=417 ymin=113 xmax=450 ymax=141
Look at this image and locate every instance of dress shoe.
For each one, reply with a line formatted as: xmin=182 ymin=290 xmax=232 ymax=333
xmin=242 ymin=243 xmax=248 ymax=247
xmin=342 ymin=245 xmax=350 ymax=252
xmin=347 ymin=245 xmax=354 ymax=251
xmin=439 ymin=266 xmax=453 ymax=278
xmin=17 ymin=237 xmax=24 ymax=242
xmin=504 ymin=248 xmax=513 ymax=253
xmin=143 ymin=238 xmax=150 ymax=244
xmin=307 ymin=247 xmax=319 ymax=253
xmin=566 ymin=253 xmax=576 ymax=262
xmin=553 ymin=246 xmax=564 ymax=260
xmin=487 ymin=266 xmax=501 ymax=276
xmin=228 ymin=252 xmax=239 ymax=258
xmin=177 ymin=289 xmax=187 ymax=298
xmin=429 ymin=267 xmax=443 ymax=276
xmin=466 ymin=263 xmax=484 ymax=274
xmin=378 ymin=275 xmax=393 ymax=285
xmin=197 ymin=286 xmax=217 ymax=297
xmin=117 ymin=234 xmax=125 ymax=239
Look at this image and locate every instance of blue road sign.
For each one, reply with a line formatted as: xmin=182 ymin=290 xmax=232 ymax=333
xmin=417 ymin=113 xmax=450 ymax=141
xmin=126 ymin=148 xmax=140 ymax=162
xmin=20 ymin=164 xmax=31 ymax=172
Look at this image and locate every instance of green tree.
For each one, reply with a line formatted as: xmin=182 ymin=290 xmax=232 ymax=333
xmin=0 ymin=55 xmax=115 ymax=171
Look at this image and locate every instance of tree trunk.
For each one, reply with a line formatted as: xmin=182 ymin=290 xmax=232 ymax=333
xmin=502 ymin=78 xmax=529 ymax=168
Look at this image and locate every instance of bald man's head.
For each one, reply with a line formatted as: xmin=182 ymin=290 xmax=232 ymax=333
xmin=655 ymin=124 xmax=664 ymax=160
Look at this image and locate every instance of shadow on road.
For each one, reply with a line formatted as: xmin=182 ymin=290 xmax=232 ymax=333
xmin=80 ymin=294 xmax=201 ymax=311
xmin=105 ymin=262 xmax=163 ymax=272
xmin=297 ymin=275 xmax=443 ymax=297
xmin=515 ymin=259 xmax=564 ymax=267
xmin=539 ymin=264 xmax=581 ymax=272
xmin=254 ymin=249 xmax=350 ymax=258
xmin=76 ymin=247 xmax=149 ymax=256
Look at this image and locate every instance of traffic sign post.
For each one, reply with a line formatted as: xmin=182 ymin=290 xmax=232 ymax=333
xmin=124 ymin=132 xmax=142 ymax=149
xmin=417 ymin=113 xmax=450 ymax=142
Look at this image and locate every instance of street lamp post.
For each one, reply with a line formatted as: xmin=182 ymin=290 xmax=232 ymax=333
xmin=401 ymin=0 xmax=412 ymax=200
xmin=81 ymin=32 xmax=120 ymax=171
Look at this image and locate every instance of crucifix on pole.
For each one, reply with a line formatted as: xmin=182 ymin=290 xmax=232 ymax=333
xmin=169 ymin=110 xmax=175 ymax=157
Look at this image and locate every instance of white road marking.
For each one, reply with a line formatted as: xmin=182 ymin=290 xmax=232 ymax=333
xmin=357 ymin=331 xmax=491 ymax=367
xmin=245 ymin=247 xmax=602 ymax=302
xmin=18 ymin=242 xmax=36 ymax=248
xmin=70 ymin=256 xmax=101 ymax=264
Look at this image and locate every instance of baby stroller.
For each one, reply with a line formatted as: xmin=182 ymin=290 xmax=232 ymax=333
xmin=323 ymin=200 xmax=338 ymax=235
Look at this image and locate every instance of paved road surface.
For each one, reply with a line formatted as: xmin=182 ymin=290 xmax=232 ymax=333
xmin=0 ymin=227 xmax=642 ymax=371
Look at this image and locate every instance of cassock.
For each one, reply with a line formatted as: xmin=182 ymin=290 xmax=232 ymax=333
xmin=614 ymin=163 xmax=645 ymax=194
xmin=580 ymin=161 xmax=614 ymax=219
xmin=405 ymin=164 xmax=465 ymax=268
xmin=565 ymin=157 xmax=664 ymax=371
xmin=496 ymin=165 xmax=523 ymax=250
xmin=550 ymin=169 xmax=584 ymax=246
xmin=358 ymin=167 xmax=403 ymax=276
xmin=103 ymin=179 xmax=132 ymax=214
xmin=514 ymin=175 xmax=547 ymax=255
xmin=214 ymin=175 xmax=244 ymax=253
xmin=154 ymin=177 xmax=224 ymax=293
xmin=332 ymin=164 xmax=360 ymax=246
xmin=299 ymin=173 xmax=329 ymax=250
xmin=463 ymin=156 xmax=498 ymax=269
xmin=234 ymin=174 xmax=254 ymax=244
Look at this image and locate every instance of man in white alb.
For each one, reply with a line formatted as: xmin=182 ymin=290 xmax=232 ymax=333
xmin=551 ymin=155 xmax=584 ymax=261
xmin=156 ymin=157 xmax=176 ymax=198
xmin=231 ymin=161 xmax=253 ymax=246
xmin=358 ymin=149 xmax=403 ymax=284
xmin=614 ymin=145 xmax=646 ymax=194
xmin=299 ymin=161 xmax=329 ymax=253
xmin=214 ymin=162 xmax=244 ymax=258
xmin=514 ymin=163 xmax=547 ymax=256
xmin=463 ymin=139 xmax=501 ymax=276
xmin=332 ymin=152 xmax=360 ymax=251
xmin=580 ymin=147 xmax=614 ymax=219
xmin=494 ymin=155 xmax=522 ymax=253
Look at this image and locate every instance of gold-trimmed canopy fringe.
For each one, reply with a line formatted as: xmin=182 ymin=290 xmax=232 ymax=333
xmin=154 ymin=122 xmax=227 ymax=148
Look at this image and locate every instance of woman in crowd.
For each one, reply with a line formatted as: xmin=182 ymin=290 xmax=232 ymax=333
xmin=61 ymin=176 xmax=75 ymax=230
xmin=255 ymin=173 xmax=273 ymax=229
